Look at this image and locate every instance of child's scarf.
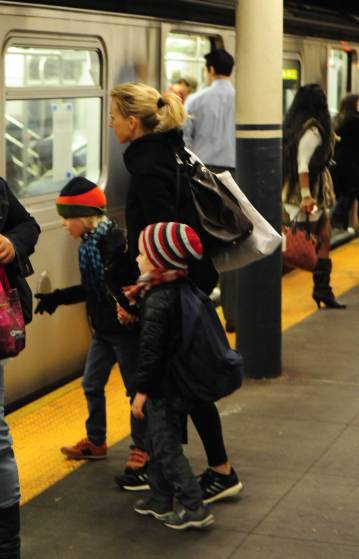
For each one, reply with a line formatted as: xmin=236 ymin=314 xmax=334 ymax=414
xmin=123 ymin=269 xmax=188 ymax=305
xmin=79 ymin=216 xmax=112 ymax=292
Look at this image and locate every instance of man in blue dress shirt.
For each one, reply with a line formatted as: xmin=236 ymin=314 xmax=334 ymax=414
xmin=183 ymin=49 xmax=237 ymax=331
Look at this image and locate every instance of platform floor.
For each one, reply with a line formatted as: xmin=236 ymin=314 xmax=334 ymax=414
xmin=9 ymin=241 xmax=359 ymax=558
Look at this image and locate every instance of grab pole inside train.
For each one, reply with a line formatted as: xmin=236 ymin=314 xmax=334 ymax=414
xmin=235 ymin=0 xmax=283 ymax=378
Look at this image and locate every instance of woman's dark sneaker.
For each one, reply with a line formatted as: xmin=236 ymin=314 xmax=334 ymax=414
xmin=114 ymin=466 xmax=150 ymax=491
xmin=134 ymin=497 xmax=172 ymax=520
xmin=198 ymin=467 xmax=243 ymax=504
xmin=163 ymin=505 xmax=214 ymax=530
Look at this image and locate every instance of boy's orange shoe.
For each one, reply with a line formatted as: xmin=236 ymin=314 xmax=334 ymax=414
xmin=60 ymin=438 xmax=107 ymax=460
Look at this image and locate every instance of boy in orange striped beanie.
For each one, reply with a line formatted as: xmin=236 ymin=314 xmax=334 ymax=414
xmin=35 ymin=177 xmax=148 ymax=476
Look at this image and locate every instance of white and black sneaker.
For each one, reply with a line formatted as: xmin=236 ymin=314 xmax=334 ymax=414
xmin=163 ymin=504 xmax=214 ymax=530
xmin=114 ymin=466 xmax=150 ymax=491
xmin=198 ymin=467 xmax=243 ymax=504
xmin=134 ymin=498 xmax=172 ymax=520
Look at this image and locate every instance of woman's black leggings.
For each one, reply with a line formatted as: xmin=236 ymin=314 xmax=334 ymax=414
xmin=190 ymin=401 xmax=228 ymax=467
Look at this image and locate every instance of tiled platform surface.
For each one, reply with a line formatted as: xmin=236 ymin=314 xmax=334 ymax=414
xmin=21 ymin=286 xmax=359 ymax=559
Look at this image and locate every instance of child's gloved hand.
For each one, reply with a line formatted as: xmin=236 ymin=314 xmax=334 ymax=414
xmin=34 ymin=291 xmax=62 ymax=315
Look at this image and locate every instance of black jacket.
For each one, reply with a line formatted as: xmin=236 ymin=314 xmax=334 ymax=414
xmin=135 ymin=281 xmax=182 ymax=398
xmin=53 ymin=222 xmax=136 ymax=336
xmin=0 ymin=178 xmax=40 ymax=323
xmin=333 ymin=117 xmax=359 ymax=196
xmin=123 ymin=128 xmax=218 ymax=294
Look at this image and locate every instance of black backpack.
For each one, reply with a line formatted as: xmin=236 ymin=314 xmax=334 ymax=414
xmin=170 ymin=283 xmax=244 ymax=402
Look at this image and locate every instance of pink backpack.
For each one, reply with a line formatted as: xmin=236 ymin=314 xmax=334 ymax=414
xmin=0 ymin=266 xmax=25 ymax=359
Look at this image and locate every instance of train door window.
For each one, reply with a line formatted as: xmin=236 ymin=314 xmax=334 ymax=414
xmin=4 ymin=43 xmax=104 ymax=199
xmin=282 ymin=58 xmax=301 ymax=114
xmin=164 ymin=33 xmax=212 ymax=94
xmin=327 ymin=49 xmax=349 ymax=117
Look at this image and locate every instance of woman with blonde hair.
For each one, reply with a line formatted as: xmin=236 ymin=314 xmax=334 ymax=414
xmin=110 ymin=82 xmax=242 ymax=504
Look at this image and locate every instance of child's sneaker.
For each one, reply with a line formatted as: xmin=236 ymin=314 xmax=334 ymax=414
xmin=60 ymin=438 xmax=107 ymax=460
xmin=134 ymin=498 xmax=172 ymax=520
xmin=114 ymin=466 xmax=150 ymax=491
xmin=163 ymin=505 xmax=214 ymax=530
xmin=198 ymin=467 xmax=243 ymax=504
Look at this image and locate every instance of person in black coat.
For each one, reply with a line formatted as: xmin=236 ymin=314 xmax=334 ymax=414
xmin=129 ymin=222 xmax=214 ymax=529
xmin=331 ymin=94 xmax=359 ymax=230
xmin=34 ymin=177 xmax=147 ymax=474
xmin=110 ymin=82 xmax=242 ymax=503
xmin=0 ymin=177 xmax=40 ymax=559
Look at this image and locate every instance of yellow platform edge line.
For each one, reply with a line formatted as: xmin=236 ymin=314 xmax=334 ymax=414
xmin=7 ymin=238 xmax=359 ymax=505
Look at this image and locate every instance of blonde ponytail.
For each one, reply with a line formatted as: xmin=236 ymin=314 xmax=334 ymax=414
xmin=110 ymin=82 xmax=186 ymax=133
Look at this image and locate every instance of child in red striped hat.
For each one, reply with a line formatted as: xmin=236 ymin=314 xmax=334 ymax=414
xmin=127 ymin=222 xmax=214 ymax=530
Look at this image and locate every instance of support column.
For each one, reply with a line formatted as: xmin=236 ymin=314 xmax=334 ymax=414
xmin=235 ymin=0 xmax=283 ymax=378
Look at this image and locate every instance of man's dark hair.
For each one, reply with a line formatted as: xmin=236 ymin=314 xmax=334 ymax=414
xmin=204 ymin=49 xmax=234 ymax=76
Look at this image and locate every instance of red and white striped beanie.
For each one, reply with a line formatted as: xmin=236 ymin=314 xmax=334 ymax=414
xmin=141 ymin=222 xmax=202 ymax=270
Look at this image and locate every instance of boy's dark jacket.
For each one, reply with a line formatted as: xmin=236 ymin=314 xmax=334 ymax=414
xmin=135 ymin=280 xmax=182 ymax=398
xmin=123 ymin=128 xmax=218 ymax=295
xmin=0 ymin=178 xmax=40 ymax=323
xmin=47 ymin=222 xmax=135 ymax=335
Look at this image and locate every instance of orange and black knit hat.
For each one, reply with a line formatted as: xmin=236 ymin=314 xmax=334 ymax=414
xmin=56 ymin=177 xmax=106 ymax=218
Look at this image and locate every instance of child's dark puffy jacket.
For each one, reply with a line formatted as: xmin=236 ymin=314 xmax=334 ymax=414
xmin=135 ymin=282 xmax=182 ymax=398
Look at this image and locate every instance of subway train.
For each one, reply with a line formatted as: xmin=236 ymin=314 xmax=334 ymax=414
xmin=2 ymin=0 xmax=359 ymax=408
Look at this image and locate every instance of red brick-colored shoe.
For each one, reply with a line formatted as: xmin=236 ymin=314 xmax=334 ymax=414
xmin=60 ymin=438 xmax=107 ymax=460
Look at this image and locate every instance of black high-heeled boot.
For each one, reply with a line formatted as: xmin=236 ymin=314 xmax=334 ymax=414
xmin=0 ymin=502 xmax=21 ymax=558
xmin=312 ymin=258 xmax=346 ymax=309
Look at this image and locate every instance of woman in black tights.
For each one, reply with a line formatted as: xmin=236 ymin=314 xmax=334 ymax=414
xmin=110 ymin=82 xmax=242 ymax=503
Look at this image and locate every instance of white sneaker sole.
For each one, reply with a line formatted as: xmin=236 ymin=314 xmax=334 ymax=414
xmin=203 ymin=481 xmax=243 ymax=504
xmin=164 ymin=514 xmax=214 ymax=530
xmin=121 ymin=483 xmax=150 ymax=491
xmin=134 ymin=507 xmax=171 ymax=520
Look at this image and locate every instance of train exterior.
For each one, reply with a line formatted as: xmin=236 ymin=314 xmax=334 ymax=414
xmin=1 ymin=0 xmax=358 ymax=407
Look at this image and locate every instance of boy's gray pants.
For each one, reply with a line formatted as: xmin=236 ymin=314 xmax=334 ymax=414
xmin=146 ymin=396 xmax=202 ymax=511
xmin=0 ymin=364 xmax=20 ymax=508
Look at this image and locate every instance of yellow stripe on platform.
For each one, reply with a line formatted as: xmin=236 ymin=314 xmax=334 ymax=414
xmin=7 ymin=370 xmax=130 ymax=505
xmin=6 ymin=238 xmax=359 ymax=505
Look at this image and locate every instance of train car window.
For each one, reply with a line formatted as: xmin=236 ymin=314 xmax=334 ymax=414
xmin=4 ymin=45 xmax=103 ymax=198
xmin=282 ymin=58 xmax=301 ymax=114
xmin=327 ymin=49 xmax=349 ymax=118
xmin=165 ymin=33 xmax=211 ymax=92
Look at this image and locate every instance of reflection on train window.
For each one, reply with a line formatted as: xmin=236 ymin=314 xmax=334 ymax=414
xmin=327 ymin=49 xmax=349 ymax=117
xmin=282 ymin=58 xmax=301 ymax=114
xmin=5 ymin=98 xmax=101 ymax=198
xmin=5 ymin=47 xmax=100 ymax=87
xmin=165 ymin=33 xmax=211 ymax=92
xmin=5 ymin=45 xmax=103 ymax=198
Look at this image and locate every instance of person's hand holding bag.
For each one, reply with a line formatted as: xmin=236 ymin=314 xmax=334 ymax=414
xmin=0 ymin=235 xmax=16 ymax=264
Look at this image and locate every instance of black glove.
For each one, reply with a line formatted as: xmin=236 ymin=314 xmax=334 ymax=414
xmin=34 ymin=290 xmax=63 ymax=315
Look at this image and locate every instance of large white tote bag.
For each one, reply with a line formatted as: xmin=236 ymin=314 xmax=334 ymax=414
xmin=211 ymin=170 xmax=282 ymax=272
